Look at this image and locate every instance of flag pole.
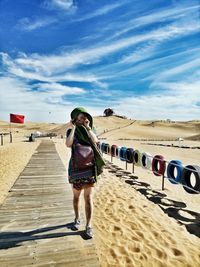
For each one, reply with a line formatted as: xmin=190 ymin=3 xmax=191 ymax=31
xmin=9 ymin=119 xmax=12 ymax=143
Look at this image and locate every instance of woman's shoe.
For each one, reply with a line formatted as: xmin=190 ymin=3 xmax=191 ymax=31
xmin=71 ymin=218 xmax=81 ymax=230
xmin=85 ymin=225 xmax=93 ymax=238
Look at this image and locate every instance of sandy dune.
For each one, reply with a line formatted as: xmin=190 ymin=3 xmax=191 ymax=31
xmin=1 ymin=116 xmax=199 ymax=140
xmin=0 ymin=116 xmax=200 ymax=266
xmin=95 ymin=117 xmax=200 ymax=140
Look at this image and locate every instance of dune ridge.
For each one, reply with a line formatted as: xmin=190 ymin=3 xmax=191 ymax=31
xmin=0 ymin=116 xmax=199 ymax=266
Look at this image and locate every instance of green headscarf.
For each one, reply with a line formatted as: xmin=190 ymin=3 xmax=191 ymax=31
xmin=70 ymin=107 xmax=106 ymax=181
xmin=71 ymin=106 xmax=93 ymax=128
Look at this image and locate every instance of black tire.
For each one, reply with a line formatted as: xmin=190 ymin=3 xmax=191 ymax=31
xmin=181 ymin=165 xmax=200 ymax=194
xmin=126 ymin=148 xmax=134 ymax=163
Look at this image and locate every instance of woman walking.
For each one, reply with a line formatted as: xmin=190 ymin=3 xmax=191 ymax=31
xmin=65 ymin=107 xmax=105 ymax=238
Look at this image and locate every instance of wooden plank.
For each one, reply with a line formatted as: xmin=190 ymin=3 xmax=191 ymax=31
xmin=0 ymin=140 xmax=100 ymax=267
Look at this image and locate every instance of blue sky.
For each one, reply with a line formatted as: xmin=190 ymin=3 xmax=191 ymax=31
xmin=0 ymin=0 xmax=200 ymax=122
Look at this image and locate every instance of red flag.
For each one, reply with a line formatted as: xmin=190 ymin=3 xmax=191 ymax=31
xmin=10 ymin=113 xmax=25 ymax=124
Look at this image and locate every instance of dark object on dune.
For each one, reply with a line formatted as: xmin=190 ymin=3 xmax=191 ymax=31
xmin=103 ymin=108 xmax=127 ymax=119
xmin=29 ymin=133 xmax=35 ymax=142
xmin=103 ymin=108 xmax=114 ymax=116
xmin=114 ymin=114 xmax=127 ymax=119
xmin=47 ymin=132 xmax=57 ymax=137
xmin=28 ymin=132 xmax=57 ymax=141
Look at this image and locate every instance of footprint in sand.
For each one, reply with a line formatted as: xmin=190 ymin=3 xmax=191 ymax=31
xmin=125 ymin=257 xmax=133 ymax=264
xmin=109 ymin=248 xmax=118 ymax=259
xmin=141 ymin=253 xmax=148 ymax=260
xmin=131 ymin=235 xmax=139 ymax=242
xmin=105 ymin=208 xmax=113 ymax=215
xmin=130 ymin=224 xmax=137 ymax=230
xmin=171 ymin=247 xmax=183 ymax=256
xmin=113 ymin=225 xmax=122 ymax=231
xmin=155 ymin=248 xmax=167 ymax=259
xmin=132 ymin=246 xmax=140 ymax=253
xmin=152 ymin=231 xmax=160 ymax=238
xmin=135 ymin=230 xmax=144 ymax=238
xmin=118 ymin=246 xmax=128 ymax=255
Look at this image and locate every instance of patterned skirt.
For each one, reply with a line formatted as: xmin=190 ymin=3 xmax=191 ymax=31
xmin=68 ymin=158 xmax=96 ymax=190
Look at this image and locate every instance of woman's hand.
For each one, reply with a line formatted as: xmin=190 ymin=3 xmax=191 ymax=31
xmin=66 ymin=119 xmax=76 ymax=129
xmin=83 ymin=119 xmax=90 ymax=128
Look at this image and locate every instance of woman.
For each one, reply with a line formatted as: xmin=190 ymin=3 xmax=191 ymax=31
xmin=65 ymin=107 xmax=104 ymax=238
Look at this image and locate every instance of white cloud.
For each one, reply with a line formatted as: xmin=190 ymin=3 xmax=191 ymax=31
xmin=110 ymin=4 xmax=200 ymax=40
xmin=0 ymin=77 xmax=50 ymax=111
xmin=4 ymin=20 xmax=199 ymax=80
xmin=35 ymin=82 xmax=86 ymax=95
xmin=52 ymin=0 xmax=73 ymax=9
xmin=17 ymin=17 xmax=56 ymax=31
xmin=16 ymin=0 xmax=76 ymax=32
xmin=113 ymin=82 xmax=200 ymax=121
xmin=146 ymin=57 xmax=200 ymax=83
xmin=109 ymin=47 xmax=200 ymax=80
xmin=0 ymin=76 xmax=88 ymax=120
xmin=0 ymin=77 xmax=104 ymax=123
xmin=1 ymin=1 xmax=200 ymax=122
xmin=74 ymin=2 xmax=126 ymax=22
xmin=44 ymin=0 xmax=76 ymax=11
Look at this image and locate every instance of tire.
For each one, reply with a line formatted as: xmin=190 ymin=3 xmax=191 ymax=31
xmin=101 ymin=143 xmax=105 ymax=153
xmin=107 ymin=144 xmax=111 ymax=154
xmin=181 ymin=165 xmax=200 ymax=194
xmin=167 ymin=160 xmax=183 ymax=184
xmin=134 ymin=150 xmax=141 ymax=166
xmin=116 ymin=146 xmax=121 ymax=158
xmin=126 ymin=148 xmax=134 ymax=163
xmin=104 ymin=144 xmax=110 ymax=154
xmin=141 ymin=152 xmax=152 ymax=169
xmin=119 ymin=147 xmax=127 ymax=161
xmin=103 ymin=143 xmax=106 ymax=153
xmin=152 ymin=155 xmax=166 ymax=176
xmin=111 ymin=144 xmax=117 ymax=157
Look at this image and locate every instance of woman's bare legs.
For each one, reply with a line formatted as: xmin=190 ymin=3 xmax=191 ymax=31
xmin=71 ymin=184 xmax=82 ymax=220
xmin=84 ymin=186 xmax=93 ymax=227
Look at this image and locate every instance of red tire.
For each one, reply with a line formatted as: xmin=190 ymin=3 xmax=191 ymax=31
xmin=111 ymin=144 xmax=117 ymax=157
xmin=152 ymin=155 xmax=166 ymax=176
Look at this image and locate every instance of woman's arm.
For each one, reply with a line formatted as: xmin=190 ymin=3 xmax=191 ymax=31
xmin=83 ymin=119 xmax=99 ymax=144
xmin=87 ymin=128 xmax=99 ymax=144
xmin=65 ymin=121 xmax=76 ymax=147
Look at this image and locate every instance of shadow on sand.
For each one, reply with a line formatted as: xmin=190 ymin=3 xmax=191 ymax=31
xmin=105 ymin=160 xmax=200 ymax=238
xmin=0 ymin=222 xmax=92 ymax=250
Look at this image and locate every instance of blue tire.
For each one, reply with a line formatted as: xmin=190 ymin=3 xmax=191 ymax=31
xmin=119 ymin=147 xmax=127 ymax=161
xmin=167 ymin=160 xmax=183 ymax=184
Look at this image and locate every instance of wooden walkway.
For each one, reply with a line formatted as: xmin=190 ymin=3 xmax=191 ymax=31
xmin=0 ymin=140 xmax=100 ymax=267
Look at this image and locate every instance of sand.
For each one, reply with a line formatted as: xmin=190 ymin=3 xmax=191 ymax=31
xmin=55 ymin=136 xmax=200 ymax=267
xmin=2 ymin=116 xmax=199 ymax=140
xmin=0 ymin=116 xmax=200 ymax=266
xmin=92 ymin=169 xmax=200 ymax=267
xmin=0 ymin=134 xmax=40 ymax=205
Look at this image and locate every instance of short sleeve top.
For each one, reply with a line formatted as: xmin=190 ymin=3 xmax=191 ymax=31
xmin=66 ymin=127 xmax=96 ymax=145
xmin=66 ymin=128 xmax=72 ymax=138
xmin=66 ymin=128 xmax=79 ymax=146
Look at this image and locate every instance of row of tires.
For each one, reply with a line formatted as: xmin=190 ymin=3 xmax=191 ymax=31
xmin=98 ymin=143 xmax=200 ymax=194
